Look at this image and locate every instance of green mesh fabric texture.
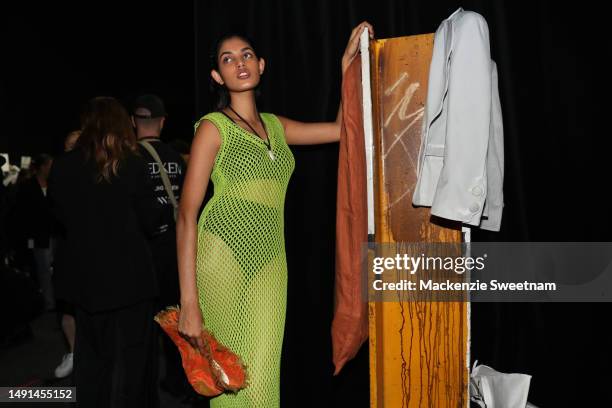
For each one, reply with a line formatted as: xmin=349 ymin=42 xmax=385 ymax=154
xmin=194 ymin=111 xmax=295 ymax=407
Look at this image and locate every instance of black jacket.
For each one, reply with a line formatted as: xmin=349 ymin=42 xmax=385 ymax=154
xmin=14 ymin=177 xmax=54 ymax=249
xmin=48 ymin=149 xmax=161 ymax=312
xmin=137 ymin=138 xmax=186 ymax=240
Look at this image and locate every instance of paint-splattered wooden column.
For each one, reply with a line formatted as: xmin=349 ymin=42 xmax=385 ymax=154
xmin=362 ymin=32 xmax=469 ymax=407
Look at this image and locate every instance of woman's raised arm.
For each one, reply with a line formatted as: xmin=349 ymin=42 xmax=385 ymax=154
xmin=279 ymin=21 xmax=374 ymax=145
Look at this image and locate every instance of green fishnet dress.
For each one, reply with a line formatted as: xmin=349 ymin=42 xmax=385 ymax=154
xmin=194 ymin=111 xmax=295 ymax=407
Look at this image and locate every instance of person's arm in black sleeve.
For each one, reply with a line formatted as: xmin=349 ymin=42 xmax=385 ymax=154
xmin=46 ymin=160 xmax=66 ymax=238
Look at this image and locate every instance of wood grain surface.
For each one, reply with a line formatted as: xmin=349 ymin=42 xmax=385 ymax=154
xmin=368 ymin=33 xmax=468 ymax=408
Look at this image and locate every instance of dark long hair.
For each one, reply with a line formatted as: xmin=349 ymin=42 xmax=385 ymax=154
xmin=209 ymin=33 xmax=262 ymax=110
xmin=75 ymin=97 xmax=137 ymax=183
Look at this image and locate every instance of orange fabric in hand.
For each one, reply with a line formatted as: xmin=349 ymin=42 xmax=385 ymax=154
xmin=154 ymin=306 xmax=248 ymax=396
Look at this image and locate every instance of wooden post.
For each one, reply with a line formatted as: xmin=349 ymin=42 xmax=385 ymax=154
xmin=366 ymin=34 xmax=469 ymax=407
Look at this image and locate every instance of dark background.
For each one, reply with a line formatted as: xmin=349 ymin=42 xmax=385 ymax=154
xmin=2 ymin=1 xmax=611 ymax=406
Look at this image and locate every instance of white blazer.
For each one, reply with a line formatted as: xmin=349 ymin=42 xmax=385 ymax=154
xmin=412 ymin=8 xmax=504 ymax=231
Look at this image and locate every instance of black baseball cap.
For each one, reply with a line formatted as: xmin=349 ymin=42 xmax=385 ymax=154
xmin=132 ymin=94 xmax=167 ymax=118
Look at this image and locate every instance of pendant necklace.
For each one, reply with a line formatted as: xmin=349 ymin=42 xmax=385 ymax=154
xmin=227 ymin=105 xmax=275 ymax=161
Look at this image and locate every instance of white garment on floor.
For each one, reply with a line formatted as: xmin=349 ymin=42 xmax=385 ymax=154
xmin=470 ymin=361 xmax=532 ymax=408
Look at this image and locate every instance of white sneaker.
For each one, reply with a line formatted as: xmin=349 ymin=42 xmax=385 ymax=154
xmin=54 ymin=353 xmax=73 ymax=378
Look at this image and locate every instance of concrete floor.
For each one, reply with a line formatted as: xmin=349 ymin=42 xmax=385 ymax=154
xmin=0 ymin=311 xmax=209 ymax=407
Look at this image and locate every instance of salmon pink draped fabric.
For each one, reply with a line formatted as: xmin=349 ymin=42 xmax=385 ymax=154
xmin=332 ymin=55 xmax=368 ymax=375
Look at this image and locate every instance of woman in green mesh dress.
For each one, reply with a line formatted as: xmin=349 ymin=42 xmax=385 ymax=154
xmin=176 ymin=22 xmax=374 ymax=407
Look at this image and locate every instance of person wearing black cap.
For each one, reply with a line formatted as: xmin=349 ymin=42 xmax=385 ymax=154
xmin=131 ymin=94 xmax=190 ymax=398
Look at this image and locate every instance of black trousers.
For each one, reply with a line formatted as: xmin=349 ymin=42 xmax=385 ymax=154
xmin=151 ymin=237 xmax=190 ymax=394
xmin=74 ymin=299 xmax=159 ymax=408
